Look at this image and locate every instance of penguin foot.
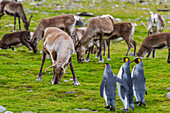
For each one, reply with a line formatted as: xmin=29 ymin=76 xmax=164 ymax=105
xmin=137 ymin=102 xmax=142 ymax=106
xmin=124 ymin=109 xmax=129 ymax=112
xmin=130 ymin=106 xmax=134 ymax=110
xmin=104 ymin=105 xmax=110 ymax=109
xmin=110 ymin=107 xmax=115 ymax=111
xmin=134 ymin=101 xmax=139 ymax=104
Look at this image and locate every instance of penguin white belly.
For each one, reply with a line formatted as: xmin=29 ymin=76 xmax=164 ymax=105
xmin=117 ymin=66 xmax=126 ymax=106
xmin=103 ymin=87 xmax=108 ymax=105
xmin=131 ymin=66 xmax=138 ymax=101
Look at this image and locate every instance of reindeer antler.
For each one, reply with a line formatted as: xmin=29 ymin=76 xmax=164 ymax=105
xmin=45 ymin=63 xmax=55 ymax=72
xmin=28 ymin=14 xmax=33 ymax=24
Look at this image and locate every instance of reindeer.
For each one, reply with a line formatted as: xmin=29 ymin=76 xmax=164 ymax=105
xmin=0 ymin=0 xmax=33 ymax=31
xmin=30 ymin=14 xmax=84 ymax=53
xmin=75 ymin=14 xmax=115 ymax=63
xmin=36 ymin=27 xmax=80 ymax=85
xmin=75 ymin=22 xmax=137 ymax=62
xmin=73 ymin=27 xmax=107 ymax=62
xmin=141 ymin=12 xmax=165 ymax=58
xmin=106 ymin=22 xmax=137 ymax=60
xmin=0 ymin=30 xmax=34 ymax=51
xmin=137 ymin=32 xmax=170 ymax=63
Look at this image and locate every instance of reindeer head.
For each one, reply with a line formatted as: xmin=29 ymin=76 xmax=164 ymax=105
xmin=30 ymin=32 xmax=40 ymax=53
xmin=51 ymin=65 xmax=66 ymax=84
xmin=24 ymin=14 xmax=33 ymax=30
xmin=75 ymin=41 xmax=86 ymax=63
xmin=137 ymin=45 xmax=148 ymax=57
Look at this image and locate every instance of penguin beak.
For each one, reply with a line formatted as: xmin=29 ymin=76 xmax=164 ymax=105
xmin=131 ymin=61 xmax=135 ymax=63
xmin=120 ymin=58 xmax=124 ymax=60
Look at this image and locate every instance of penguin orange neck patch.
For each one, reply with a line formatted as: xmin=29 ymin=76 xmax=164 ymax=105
xmin=125 ymin=58 xmax=129 ymax=63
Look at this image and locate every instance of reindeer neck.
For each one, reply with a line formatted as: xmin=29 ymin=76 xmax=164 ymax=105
xmin=20 ymin=11 xmax=27 ymax=23
xmin=80 ymin=32 xmax=94 ymax=47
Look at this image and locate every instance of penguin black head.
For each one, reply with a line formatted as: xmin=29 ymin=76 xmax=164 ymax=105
xmin=131 ymin=58 xmax=142 ymax=64
xmin=120 ymin=57 xmax=130 ymax=63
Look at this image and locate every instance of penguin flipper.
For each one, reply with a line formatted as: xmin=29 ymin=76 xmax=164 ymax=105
xmin=100 ymin=79 xmax=106 ymax=97
xmin=145 ymin=90 xmax=147 ymax=95
xmin=121 ymin=85 xmax=125 ymax=99
xmin=115 ymin=76 xmax=129 ymax=91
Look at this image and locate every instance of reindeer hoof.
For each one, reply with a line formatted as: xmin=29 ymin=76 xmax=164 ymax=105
xmin=74 ymin=82 xmax=81 ymax=86
xmin=107 ymin=58 xmax=111 ymax=61
xmin=36 ymin=78 xmax=42 ymax=81
xmin=98 ymin=59 xmax=104 ymax=63
xmin=168 ymin=60 xmax=170 ymax=63
xmin=84 ymin=59 xmax=90 ymax=62
xmin=95 ymin=56 xmax=99 ymax=59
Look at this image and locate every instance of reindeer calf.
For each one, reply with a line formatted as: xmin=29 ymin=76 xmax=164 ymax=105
xmin=37 ymin=27 xmax=80 ymax=85
xmin=0 ymin=30 xmax=33 ymax=51
xmin=137 ymin=32 xmax=170 ymax=63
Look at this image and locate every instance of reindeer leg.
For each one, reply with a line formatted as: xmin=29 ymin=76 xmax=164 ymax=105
xmin=152 ymin=49 xmax=156 ymax=58
xmin=13 ymin=15 xmax=16 ymax=32
xmin=18 ymin=17 xmax=21 ymax=30
xmin=0 ymin=13 xmax=4 ymax=18
xmin=147 ymin=49 xmax=152 ymax=58
xmin=103 ymin=40 xmax=106 ymax=56
xmin=168 ymin=47 xmax=170 ymax=63
xmin=85 ymin=48 xmax=91 ymax=62
xmin=69 ymin=58 xmax=80 ymax=86
xmin=130 ymin=39 xmax=137 ymax=56
xmin=37 ymin=52 xmax=46 ymax=81
xmin=106 ymin=39 xmax=111 ymax=60
xmin=125 ymin=38 xmax=133 ymax=56
xmin=99 ymin=36 xmax=104 ymax=62
xmin=91 ymin=44 xmax=94 ymax=54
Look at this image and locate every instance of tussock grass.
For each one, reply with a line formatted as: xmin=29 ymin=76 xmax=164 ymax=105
xmin=0 ymin=0 xmax=169 ymax=112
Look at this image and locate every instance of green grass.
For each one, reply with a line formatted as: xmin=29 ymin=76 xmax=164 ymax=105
xmin=0 ymin=0 xmax=170 ymax=112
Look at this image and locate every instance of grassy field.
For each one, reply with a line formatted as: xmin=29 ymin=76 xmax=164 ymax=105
xmin=0 ymin=0 xmax=170 ymax=112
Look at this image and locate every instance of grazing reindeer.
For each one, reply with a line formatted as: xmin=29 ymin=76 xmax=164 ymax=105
xmin=37 ymin=27 xmax=80 ymax=85
xmin=73 ymin=27 xmax=107 ymax=62
xmin=0 ymin=0 xmax=33 ymax=31
xmin=137 ymin=32 xmax=170 ymax=63
xmin=106 ymin=22 xmax=137 ymax=60
xmin=141 ymin=12 xmax=165 ymax=58
xmin=75 ymin=14 xmax=114 ymax=63
xmin=30 ymin=14 xmax=84 ymax=53
xmin=0 ymin=30 xmax=33 ymax=51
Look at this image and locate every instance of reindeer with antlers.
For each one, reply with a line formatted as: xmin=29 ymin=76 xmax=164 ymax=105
xmin=37 ymin=27 xmax=80 ymax=85
xmin=0 ymin=0 xmax=33 ymax=31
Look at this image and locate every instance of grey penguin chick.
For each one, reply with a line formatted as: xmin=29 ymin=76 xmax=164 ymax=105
xmin=131 ymin=58 xmax=147 ymax=106
xmin=100 ymin=63 xmax=129 ymax=111
xmin=117 ymin=57 xmax=134 ymax=112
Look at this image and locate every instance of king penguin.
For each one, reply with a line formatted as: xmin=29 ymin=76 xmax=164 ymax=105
xmin=131 ymin=58 xmax=147 ymax=106
xmin=117 ymin=57 xmax=134 ymax=112
xmin=100 ymin=63 xmax=129 ymax=111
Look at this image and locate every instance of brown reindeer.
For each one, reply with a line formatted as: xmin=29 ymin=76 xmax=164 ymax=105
xmin=37 ymin=27 xmax=80 ymax=85
xmin=30 ymin=14 xmax=84 ymax=53
xmin=141 ymin=12 xmax=165 ymax=58
xmin=0 ymin=0 xmax=33 ymax=31
xmin=106 ymin=22 xmax=137 ymax=60
xmin=137 ymin=32 xmax=170 ymax=63
xmin=75 ymin=22 xmax=137 ymax=62
xmin=0 ymin=30 xmax=34 ymax=51
xmin=75 ymin=14 xmax=115 ymax=63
